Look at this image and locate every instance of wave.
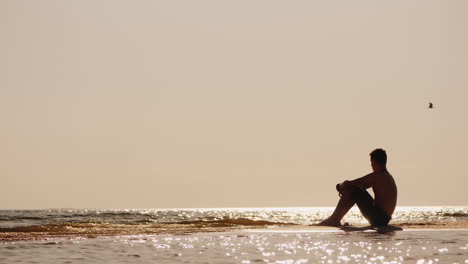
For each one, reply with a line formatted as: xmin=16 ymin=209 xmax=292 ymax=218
xmin=440 ymin=212 xmax=468 ymax=217
xmin=3 ymin=218 xmax=467 ymax=234
xmin=2 ymin=219 xmax=468 ymax=241
xmin=0 ymin=218 xmax=292 ymax=236
xmin=2 ymin=207 xmax=467 ymax=227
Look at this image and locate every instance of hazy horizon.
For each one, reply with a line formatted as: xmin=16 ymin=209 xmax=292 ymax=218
xmin=2 ymin=1 xmax=467 ymax=209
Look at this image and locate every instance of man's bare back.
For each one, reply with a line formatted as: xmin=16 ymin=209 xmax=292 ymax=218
xmin=372 ymin=170 xmax=397 ymax=216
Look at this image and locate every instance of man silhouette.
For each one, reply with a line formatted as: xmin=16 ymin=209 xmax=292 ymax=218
xmin=319 ymin=149 xmax=397 ymax=226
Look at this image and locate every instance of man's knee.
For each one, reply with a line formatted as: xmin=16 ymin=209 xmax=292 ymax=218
xmin=339 ymin=181 xmax=359 ymax=194
xmin=336 ymin=181 xmax=361 ymax=199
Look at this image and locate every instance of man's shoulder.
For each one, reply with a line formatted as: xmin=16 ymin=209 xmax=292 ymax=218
xmin=383 ymin=170 xmax=394 ymax=178
xmin=378 ymin=171 xmax=396 ymax=185
xmin=377 ymin=170 xmax=392 ymax=177
xmin=373 ymin=171 xmax=394 ymax=181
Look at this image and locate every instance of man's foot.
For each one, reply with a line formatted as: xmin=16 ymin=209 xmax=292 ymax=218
xmin=317 ymin=218 xmax=341 ymax=227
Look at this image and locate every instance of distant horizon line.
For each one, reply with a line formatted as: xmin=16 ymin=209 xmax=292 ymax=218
xmin=1 ymin=205 xmax=467 ymax=211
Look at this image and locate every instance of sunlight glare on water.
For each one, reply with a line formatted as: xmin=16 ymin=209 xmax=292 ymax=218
xmin=1 ymin=207 xmax=468 ymax=263
xmin=8 ymin=229 xmax=458 ymax=264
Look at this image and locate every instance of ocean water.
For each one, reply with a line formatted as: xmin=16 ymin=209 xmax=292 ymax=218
xmin=1 ymin=207 xmax=467 ymax=263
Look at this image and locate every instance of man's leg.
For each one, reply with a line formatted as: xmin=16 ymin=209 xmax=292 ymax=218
xmin=319 ymin=184 xmax=357 ymax=226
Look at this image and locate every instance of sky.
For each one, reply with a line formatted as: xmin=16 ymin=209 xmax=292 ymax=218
xmin=1 ymin=1 xmax=467 ymax=209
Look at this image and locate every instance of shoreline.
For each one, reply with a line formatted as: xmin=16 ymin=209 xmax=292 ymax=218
xmin=2 ymin=222 xmax=468 ymax=242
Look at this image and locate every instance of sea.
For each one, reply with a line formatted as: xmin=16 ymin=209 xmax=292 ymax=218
xmin=1 ymin=206 xmax=467 ymax=264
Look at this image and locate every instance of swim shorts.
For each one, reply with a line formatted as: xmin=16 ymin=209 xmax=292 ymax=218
xmin=351 ymin=188 xmax=391 ymax=226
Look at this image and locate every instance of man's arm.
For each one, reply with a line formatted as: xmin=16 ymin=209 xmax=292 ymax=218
xmin=335 ymin=173 xmax=376 ymax=196
xmin=348 ymin=173 xmax=375 ymax=189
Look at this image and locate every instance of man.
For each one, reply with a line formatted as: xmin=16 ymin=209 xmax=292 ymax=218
xmin=319 ymin=149 xmax=397 ymax=226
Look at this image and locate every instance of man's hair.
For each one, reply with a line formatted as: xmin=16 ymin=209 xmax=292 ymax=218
xmin=370 ymin=148 xmax=387 ymax=165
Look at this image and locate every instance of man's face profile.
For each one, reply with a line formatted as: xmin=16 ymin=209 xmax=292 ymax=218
xmin=371 ymin=159 xmax=378 ymax=172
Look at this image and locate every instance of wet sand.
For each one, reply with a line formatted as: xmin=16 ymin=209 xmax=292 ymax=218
xmin=2 ymin=227 xmax=467 ymax=264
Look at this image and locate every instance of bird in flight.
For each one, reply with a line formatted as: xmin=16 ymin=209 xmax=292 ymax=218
xmin=428 ymin=102 xmax=434 ymax=109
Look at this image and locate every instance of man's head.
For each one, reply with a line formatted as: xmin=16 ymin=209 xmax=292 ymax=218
xmin=370 ymin=148 xmax=387 ymax=172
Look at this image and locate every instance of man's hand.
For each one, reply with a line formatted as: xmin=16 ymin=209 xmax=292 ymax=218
xmin=336 ymin=181 xmax=351 ymax=197
xmin=336 ymin=183 xmax=343 ymax=197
